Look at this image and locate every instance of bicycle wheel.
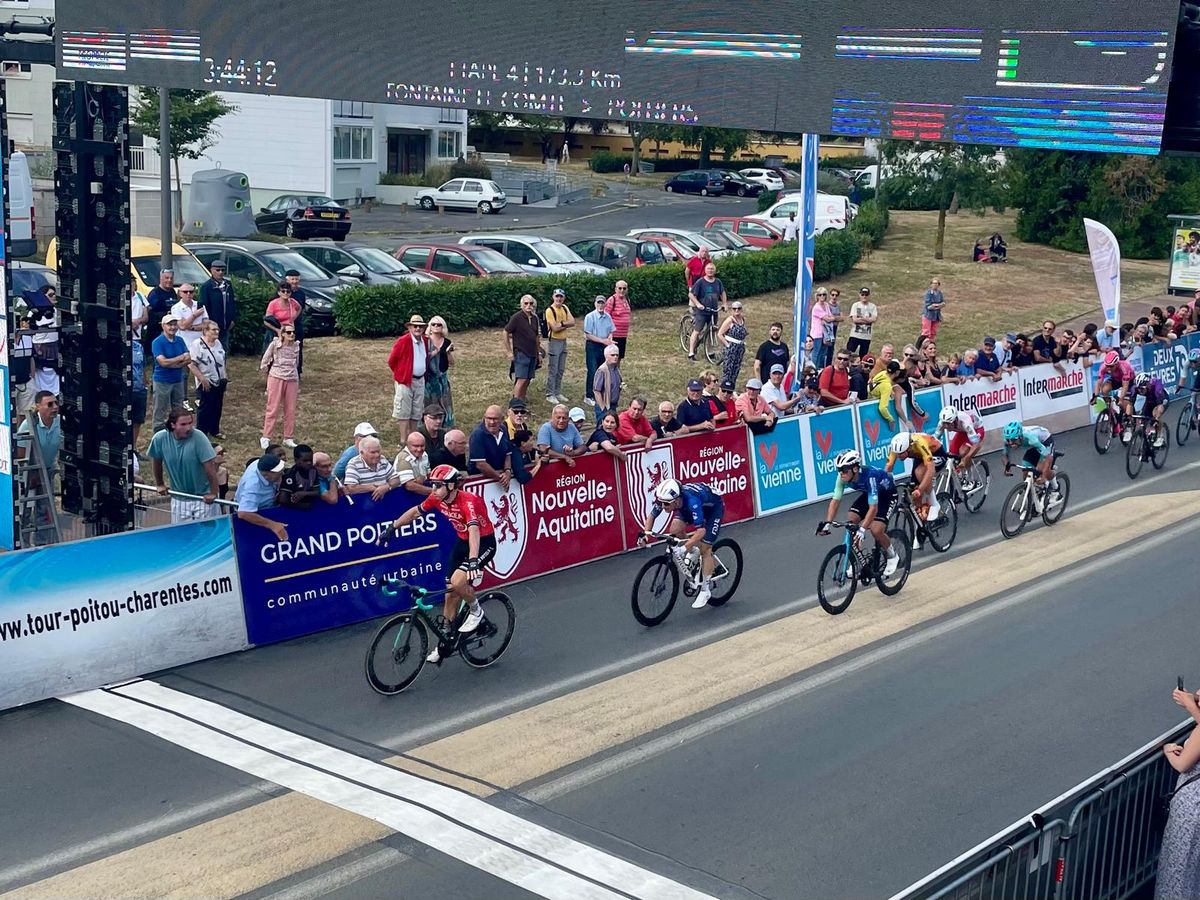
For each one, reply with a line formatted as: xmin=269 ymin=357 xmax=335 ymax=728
xmin=1094 ymin=412 xmax=1113 ymax=454
xmin=1000 ymin=481 xmax=1031 ymax=539
xmin=678 ymin=314 xmax=693 ymax=355
xmin=925 ymin=493 xmax=958 ymax=552
xmin=459 ymin=592 xmax=516 ymax=668
xmin=365 ymin=613 xmax=428 ymax=695
xmin=890 ymin=501 xmax=916 ymax=549
xmin=703 ymin=327 xmax=722 ymax=365
xmin=706 ymin=538 xmax=743 ymax=606
xmin=1042 ymin=472 xmax=1070 ymax=526
xmin=876 ymin=530 xmax=912 ymax=596
xmin=1126 ymin=428 xmax=1145 ymax=479
xmin=1151 ymin=423 xmax=1170 ymax=470
xmin=962 ymin=459 xmax=990 ymax=513
xmin=817 ymin=544 xmax=858 ymax=615
xmin=631 ymin=557 xmax=679 ymax=626
xmin=1177 ymin=401 xmax=1195 ymax=448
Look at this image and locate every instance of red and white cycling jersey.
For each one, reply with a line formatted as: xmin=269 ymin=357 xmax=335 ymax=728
xmin=421 ymin=489 xmax=495 ymax=539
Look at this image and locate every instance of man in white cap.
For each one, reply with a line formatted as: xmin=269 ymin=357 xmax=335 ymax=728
xmin=235 ymin=452 xmax=288 ymax=542
xmin=151 ymin=313 xmax=192 ymax=431
xmin=1096 ymin=319 xmax=1121 ymax=352
xmin=387 ymin=314 xmax=431 ymax=442
xmin=334 ymin=421 xmax=378 ymax=481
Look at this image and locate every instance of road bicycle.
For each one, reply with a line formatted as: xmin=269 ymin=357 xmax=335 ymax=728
xmin=933 ymin=452 xmax=990 ymax=514
xmin=1092 ymin=394 xmax=1131 ymax=455
xmin=815 ymin=521 xmax=912 ymax=616
xmin=1176 ymin=388 xmax=1200 ymax=447
xmin=1126 ymin=411 xmax=1169 ymax=479
xmin=364 ymin=578 xmax=515 ymax=695
xmin=999 ymin=453 xmax=1070 ymax=539
xmin=630 ymin=533 xmax=744 ymax=626
xmin=677 ymin=308 xmax=725 ymax=365
xmin=888 ymin=479 xmax=957 ymax=553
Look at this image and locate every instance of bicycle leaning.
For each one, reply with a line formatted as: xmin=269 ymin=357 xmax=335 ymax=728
xmin=630 ymin=533 xmax=743 ymax=626
xmin=814 ymin=521 xmax=912 ymax=615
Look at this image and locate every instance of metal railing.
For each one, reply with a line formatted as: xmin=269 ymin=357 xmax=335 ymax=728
xmin=133 ymin=483 xmax=238 ymax=529
xmin=893 ymin=721 xmax=1193 ymax=900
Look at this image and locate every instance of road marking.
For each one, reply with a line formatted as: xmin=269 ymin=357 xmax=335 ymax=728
xmin=50 ymin=682 xmax=714 ymax=900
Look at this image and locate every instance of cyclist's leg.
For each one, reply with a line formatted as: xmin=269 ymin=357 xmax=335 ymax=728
xmin=698 ymin=499 xmax=723 ymax=581
xmin=870 ymin=491 xmax=896 ymax=557
xmin=444 ymin=539 xmax=470 ymax=621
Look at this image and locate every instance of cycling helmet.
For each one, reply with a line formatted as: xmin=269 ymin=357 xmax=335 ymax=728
xmin=428 ymin=464 xmax=463 ymax=486
xmin=938 ymin=406 xmax=960 ymax=427
xmin=889 ymin=433 xmax=912 ymax=455
xmin=654 ymin=478 xmax=682 ymax=503
xmin=1102 ymin=350 xmax=1121 ymax=368
xmin=1190 ymin=348 xmax=1200 ymax=363
xmin=833 ymin=449 xmax=861 ymax=470
xmin=1002 ymin=421 xmax=1024 ymax=442
xmin=1134 ymin=372 xmax=1151 ymax=391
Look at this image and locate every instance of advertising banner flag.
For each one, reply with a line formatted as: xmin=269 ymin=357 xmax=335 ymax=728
xmin=792 ymin=132 xmax=819 ymax=368
xmin=752 ymin=416 xmax=810 ymax=515
xmin=1083 ymin=218 xmax=1122 ymax=325
xmin=804 ymin=406 xmax=859 ymax=500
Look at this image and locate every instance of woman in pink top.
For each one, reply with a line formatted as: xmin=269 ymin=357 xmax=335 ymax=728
xmin=262 ymin=281 xmax=302 ymax=351
xmin=604 ymin=280 xmax=632 ymax=360
xmin=808 ymin=287 xmax=832 ymax=370
xmin=260 ymin=321 xmax=301 ymax=449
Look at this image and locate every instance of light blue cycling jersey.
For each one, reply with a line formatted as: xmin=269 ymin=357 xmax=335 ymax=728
xmin=1004 ymin=425 xmax=1053 ymax=461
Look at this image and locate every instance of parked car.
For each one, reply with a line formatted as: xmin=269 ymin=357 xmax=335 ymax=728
xmin=737 ymin=167 xmax=786 ymax=192
xmin=11 ymin=261 xmax=57 ymax=296
xmin=285 ymin=241 xmax=439 ymax=285
xmin=416 ymin=179 xmax=507 ymax=214
xmin=704 ymin=216 xmax=785 ymax=248
xmin=702 ymin=228 xmax=763 ymax=253
xmin=394 ymin=243 xmax=526 ymax=280
xmin=626 ymin=227 xmax=734 ymax=259
xmin=255 ymin=194 xmax=351 ymax=240
xmin=567 ymin=235 xmax=691 ymax=269
xmin=748 ymin=194 xmax=849 ymax=234
xmin=663 ymin=170 xmax=725 ymax=196
xmin=716 ymin=171 xmax=764 ymax=198
xmin=458 ymin=234 xmax=607 ymax=276
xmin=47 ymin=236 xmax=211 ymax=298
xmin=185 ymin=240 xmax=351 ymax=335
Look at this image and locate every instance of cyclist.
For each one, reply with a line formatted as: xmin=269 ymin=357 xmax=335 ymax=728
xmin=1092 ymin=349 xmax=1135 ymax=441
xmin=1132 ymin=371 xmax=1170 ymax=448
xmin=885 ymin=431 xmax=944 ymax=522
xmin=640 ymin=478 xmax=724 ymax=608
xmin=1177 ymin=348 xmax=1200 ymax=395
xmin=817 ymin=449 xmax=900 ymax=577
xmin=389 ymin=463 xmax=496 ymax=664
xmin=1001 ymin=421 xmax=1056 ymax=490
xmin=936 ymin=405 xmax=985 ymax=484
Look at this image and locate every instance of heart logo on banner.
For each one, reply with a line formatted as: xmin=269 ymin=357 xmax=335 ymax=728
xmin=865 ymin=419 xmax=881 ymax=444
xmin=758 ymin=442 xmax=779 ymax=471
xmin=815 ymin=431 xmax=833 ymax=456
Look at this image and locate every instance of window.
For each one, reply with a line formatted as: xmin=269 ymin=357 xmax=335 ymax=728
xmin=461 ymin=181 xmax=482 ymax=194
xmin=400 ymin=248 xmax=430 ymax=269
xmin=432 ymin=250 xmax=471 ymax=277
xmin=439 ymin=180 xmax=464 ymax=194
xmin=743 ymin=223 xmax=773 ymax=240
xmin=639 ymin=242 xmax=664 ymax=264
xmin=224 ymin=252 xmax=262 ymax=281
xmin=333 ymin=125 xmax=373 ymax=162
xmin=333 ymin=100 xmax=369 ymax=118
xmin=437 ymin=130 xmax=462 ymax=159
xmin=2 ymin=61 xmax=30 ymax=79
xmin=710 ymin=220 xmax=732 ymax=232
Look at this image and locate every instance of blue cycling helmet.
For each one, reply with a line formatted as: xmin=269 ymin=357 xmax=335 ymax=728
xmin=1190 ymin=348 xmax=1200 ymax=362
xmin=1003 ymin=421 xmax=1023 ymax=442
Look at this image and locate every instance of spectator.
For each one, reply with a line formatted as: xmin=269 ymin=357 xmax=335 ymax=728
xmin=504 ymin=294 xmax=543 ymax=401
xmin=922 ymin=277 xmax=945 ymax=340
xmin=754 ymin=321 xmax=790 ymax=381
xmin=344 ymin=435 xmax=400 ymax=500
xmin=605 ymin=279 xmax=633 ymax=359
xmin=827 ymin=288 xmax=844 ymax=351
xmin=16 ymin=390 xmax=62 ymax=485
xmin=542 ymin=288 xmax=574 ymax=404
xmin=504 ymin=397 xmax=530 ymax=440
xmin=957 ymin=349 xmax=978 ymax=379
xmin=843 ymin=286 xmax=876 ymax=357
xmin=213 ymin=445 xmax=230 ymax=503
xmin=687 ymin=264 xmax=726 ymax=361
xmin=848 ymin=353 xmax=870 ymax=400
xmin=148 ymin=406 xmax=219 ymax=522
xmin=762 ymin=364 xmax=803 ymax=417
xmin=975 ymin=337 xmax=1003 ymax=379
xmin=9 ymin=312 xmax=34 ymax=419
xmin=504 ymin=400 xmax=541 ymax=481
xmin=145 ymin=269 xmax=178 ymax=343
xmin=1032 ymin=320 xmax=1059 ymax=364
xmin=678 ymin=378 xmax=717 ymax=431
xmin=587 ymin=412 xmax=627 ymax=460
xmin=1010 ymin=334 xmax=1036 ymax=368
xmin=537 ymin=403 xmax=587 ymax=465
xmin=311 ymin=451 xmax=341 ymax=506
xmin=424 ymin=315 xmax=456 ymax=427
xmin=393 ymin=431 xmax=432 ymax=497
xmin=796 ymin=377 xmax=822 ymax=414
xmin=569 ymin=406 xmax=589 ymax=432
xmin=198 ymin=259 xmax=236 ymax=351
xmin=782 ymin=211 xmax=799 ymax=241
xmin=651 ymin=401 xmax=687 ymax=439
xmin=151 ymin=314 xmax=191 ymax=432
xmin=277 ymin=444 xmax=323 ymax=509
xmin=130 ymin=329 xmax=147 ymax=450
xmin=388 ymin=314 xmax=432 ymax=442
xmin=1068 ymin=327 xmax=1097 ymax=361
xmin=171 ymin=283 xmax=208 ymax=345
xmin=235 ymin=453 xmax=288 ymax=542
xmin=616 ymin=397 xmax=656 ymax=447
xmin=430 ymin=428 xmax=468 ymax=472
xmin=470 ymin=404 xmax=518 ymax=488
xmin=989 ymin=232 xmax=1007 ymax=262
xmin=263 ymin=281 xmax=302 ymax=350
xmin=130 ymin=273 xmax=149 ymax=341
xmin=334 ymin=422 xmax=377 ymax=480
xmin=583 ymin=295 xmax=616 ymax=406
xmin=417 ymin=404 xmax=447 ymax=457
xmin=809 ymin=288 xmax=834 ymax=369
xmin=716 ymin=378 xmax=738 ymax=422
xmin=685 ymin=245 xmax=710 ymax=290
xmin=698 ymin=370 xmax=727 ymax=423
xmin=1156 ymin=686 xmax=1200 ymax=900
xmin=260 ymin=320 xmax=301 ymax=450
xmin=892 ymin=357 xmax=925 ymax=428
xmin=189 ymin=320 xmax=227 ymax=440
xmin=592 ymin=343 xmax=622 ymax=423
xmin=282 ymin=270 xmax=308 ymax=372
xmin=916 ymin=341 xmax=948 ymax=385
xmin=818 ymin=350 xmax=851 ymax=406
xmin=1096 ymin=319 xmax=1120 ymax=352
xmin=870 ymin=343 xmax=896 ymax=379
xmin=717 ymin=301 xmax=749 ymax=387
xmin=1054 ymin=328 xmax=1075 ymax=363
xmin=737 ymin=378 xmax=776 ymax=434
xmin=868 ymin=362 xmax=898 ymax=430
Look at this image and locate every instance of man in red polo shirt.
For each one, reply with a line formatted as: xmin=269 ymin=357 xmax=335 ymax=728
xmin=616 ymin=396 xmax=656 ymax=447
xmin=818 ymin=349 xmax=851 ymax=407
xmin=685 ymin=246 xmax=710 ymax=290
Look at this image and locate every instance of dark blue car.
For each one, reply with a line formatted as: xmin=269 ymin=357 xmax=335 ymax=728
xmin=663 ymin=170 xmax=725 ymax=197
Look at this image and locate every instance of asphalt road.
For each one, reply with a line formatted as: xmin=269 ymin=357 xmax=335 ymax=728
xmin=3 ymin=424 xmax=1198 ymax=899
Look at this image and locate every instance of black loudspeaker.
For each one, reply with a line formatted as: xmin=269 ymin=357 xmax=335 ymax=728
xmin=52 ymin=82 xmax=133 ymax=536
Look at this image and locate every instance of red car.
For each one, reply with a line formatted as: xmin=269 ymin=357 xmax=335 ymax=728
xmin=393 ymin=242 xmax=525 ymax=281
xmin=704 ymin=217 xmax=785 ymax=249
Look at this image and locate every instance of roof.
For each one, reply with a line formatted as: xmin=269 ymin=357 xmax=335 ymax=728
xmin=185 ymin=240 xmax=292 ymax=254
xmin=459 ymin=233 xmax=560 ymax=244
xmin=396 ymin=241 xmax=501 ymax=252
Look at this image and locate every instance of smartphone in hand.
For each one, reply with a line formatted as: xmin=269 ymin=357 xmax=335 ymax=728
xmin=1179 ymin=676 xmax=1186 ymax=691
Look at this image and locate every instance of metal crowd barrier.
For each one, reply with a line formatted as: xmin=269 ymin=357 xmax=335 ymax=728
xmin=133 ymin=483 xmax=238 ymax=529
xmin=893 ymin=721 xmax=1193 ymax=900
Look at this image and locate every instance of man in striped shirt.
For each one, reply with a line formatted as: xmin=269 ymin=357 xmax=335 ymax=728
xmin=343 ymin=436 xmax=400 ymax=502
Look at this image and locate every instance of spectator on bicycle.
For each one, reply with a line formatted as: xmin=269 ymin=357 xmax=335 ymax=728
xmin=936 ymin=405 xmax=985 ymax=486
xmin=885 ymin=431 xmax=944 ymax=522
xmin=639 ymin=478 xmax=725 ymax=609
xmin=1092 ymin=350 xmax=1135 ymax=441
xmin=816 ymin=450 xmax=900 ymax=577
xmin=1132 ymin=371 xmax=1170 ymax=449
xmin=1002 ymin=421 xmax=1056 ymax=488
xmin=687 ymin=262 xmax=727 ymax=362
xmin=389 ymin=464 xmax=495 ymax=664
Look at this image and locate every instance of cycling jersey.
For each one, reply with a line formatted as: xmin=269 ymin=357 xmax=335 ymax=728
xmin=886 ymin=432 xmax=942 ymax=469
xmin=652 ymin=483 xmax=724 ymax=543
xmin=936 ymin=409 xmax=984 ymax=443
xmin=1138 ymin=376 xmax=1169 ymax=409
xmin=421 ymin=488 xmax=495 ymax=539
xmin=832 ymin=466 xmax=896 ymax=506
xmin=1004 ymin=425 xmax=1053 ymax=462
xmin=1100 ymin=359 xmax=1135 ymax=387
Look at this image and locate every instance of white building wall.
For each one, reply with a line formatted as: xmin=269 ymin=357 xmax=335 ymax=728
xmin=0 ymin=0 xmax=56 ymax=149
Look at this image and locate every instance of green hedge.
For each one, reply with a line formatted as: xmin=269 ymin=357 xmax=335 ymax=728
xmin=849 ymin=199 xmax=889 ymax=246
xmin=229 ymin=279 xmax=276 ymax=356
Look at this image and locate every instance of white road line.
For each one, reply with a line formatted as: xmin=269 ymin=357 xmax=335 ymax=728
xmin=64 ymin=682 xmax=715 ymax=900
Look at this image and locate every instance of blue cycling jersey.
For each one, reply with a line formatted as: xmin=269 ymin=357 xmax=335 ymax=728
xmin=831 ymin=466 xmax=895 ymax=505
xmin=1004 ymin=425 xmax=1053 ymax=461
xmin=652 ymin=483 xmax=722 ymax=528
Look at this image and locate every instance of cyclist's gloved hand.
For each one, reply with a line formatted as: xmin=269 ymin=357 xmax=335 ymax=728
xmin=815 ymin=521 xmax=830 ymax=536
xmin=464 ymin=557 xmax=481 ymax=574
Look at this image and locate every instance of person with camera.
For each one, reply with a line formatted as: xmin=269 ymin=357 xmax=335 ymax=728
xmin=1157 ymin=685 xmax=1200 ymax=899
xmin=188 ymin=320 xmax=228 ymax=440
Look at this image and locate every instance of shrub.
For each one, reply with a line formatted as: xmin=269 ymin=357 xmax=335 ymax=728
xmin=878 ymin=173 xmax=941 ymax=210
xmin=819 ymin=154 xmax=877 ymax=171
xmin=449 ymin=159 xmax=493 ymax=180
xmin=378 ymin=164 xmax=454 ymax=188
xmin=817 ymin=172 xmax=851 ymax=196
xmin=228 ymin=279 xmax=277 ymax=356
xmin=757 ymin=190 xmax=779 ymax=212
xmin=589 ymin=151 xmax=631 ymax=173
xmin=849 ymin=199 xmax=889 ymax=247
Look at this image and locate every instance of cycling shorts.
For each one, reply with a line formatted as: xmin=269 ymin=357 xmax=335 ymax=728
xmin=850 ymin=488 xmax=896 ymax=521
xmin=1020 ymin=438 xmax=1053 ymax=470
xmin=448 ymin=533 xmax=498 ymax=575
xmin=948 ymin=427 xmax=984 ymax=457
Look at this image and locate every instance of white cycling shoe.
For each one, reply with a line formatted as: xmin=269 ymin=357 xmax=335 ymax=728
xmin=426 ymin=646 xmax=442 ymax=664
xmin=926 ymin=499 xmax=942 ymax=522
xmin=882 ymin=550 xmax=900 ymax=578
xmin=692 ymin=583 xmax=712 ymax=609
xmin=459 ymin=606 xmax=484 ymax=634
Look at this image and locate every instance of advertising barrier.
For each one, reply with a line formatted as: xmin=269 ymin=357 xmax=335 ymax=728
xmin=0 ymin=517 xmax=246 ymax=709
xmin=751 ymin=415 xmax=812 ymax=515
xmin=806 ymin=404 xmax=859 ymax=500
xmin=232 ymin=491 xmax=456 ymax=646
xmin=941 ymin=370 xmax=1021 ymax=437
xmin=1018 ymin=360 xmax=1091 ymax=437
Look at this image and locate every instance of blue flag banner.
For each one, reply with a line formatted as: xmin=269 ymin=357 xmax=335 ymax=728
xmin=792 ymin=133 xmax=819 ymax=371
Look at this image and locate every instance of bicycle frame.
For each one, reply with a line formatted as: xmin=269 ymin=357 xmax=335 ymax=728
xmin=381 ymin=579 xmax=462 ymax=647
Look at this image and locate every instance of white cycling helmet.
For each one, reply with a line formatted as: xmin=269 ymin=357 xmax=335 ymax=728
xmin=889 ymin=432 xmax=912 ymax=455
xmin=938 ymin=406 xmax=960 ymax=426
xmin=654 ymin=478 xmax=682 ymax=503
xmin=833 ymin=449 xmax=860 ymax=470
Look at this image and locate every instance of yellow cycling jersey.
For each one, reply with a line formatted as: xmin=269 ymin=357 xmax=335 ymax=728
xmin=887 ymin=432 xmax=942 ymax=468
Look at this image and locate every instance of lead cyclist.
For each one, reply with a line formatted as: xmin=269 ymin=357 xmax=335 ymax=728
xmin=936 ymin=405 xmax=985 ymax=485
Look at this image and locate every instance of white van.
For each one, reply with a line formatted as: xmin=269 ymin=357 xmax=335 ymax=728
xmin=8 ymin=150 xmax=35 ymax=258
xmin=748 ymin=192 xmax=848 ymax=234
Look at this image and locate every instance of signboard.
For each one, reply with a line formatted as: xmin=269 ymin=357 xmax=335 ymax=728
xmin=0 ymin=517 xmax=246 ymax=710
xmin=805 ymin=406 xmax=859 ymax=500
xmin=752 ymin=417 xmax=811 ymax=515
xmin=855 ymin=396 xmax=898 ymax=472
xmin=941 ymin=371 xmax=1021 ymax=435
xmin=1168 ymin=226 xmax=1200 ymax=292
xmin=1018 ymin=361 xmax=1089 ymax=420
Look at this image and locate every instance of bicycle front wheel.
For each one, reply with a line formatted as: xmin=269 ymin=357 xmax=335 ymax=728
xmin=925 ymin=493 xmax=958 ymax=552
xmin=1000 ymin=481 xmax=1031 ymax=539
xmin=706 ymin=538 xmax=743 ymax=606
xmin=963 ymin=459 xmax=990 ymax=513
xmin=1094 ymin=412 xmax=1113 ymax=454
xmin=1042 ymin=472 xmax=1070 ymax=526
xmin=1126 ymin=429 xmax=1145 ymax=480
xmin=678 ymin=313 xmax=693 ymax=355
xmin=459 ymin=592 xmax=516 ymax=668
xmin=1177 ymin=400 xmax=1195 ymax=448
xmin=1151 ymin=423 xmax=1170 ymax=470
xmin=365 ymin=613 xmax=428 ymax=695
xmin=703 ymin=327 xmax=722 ymax=365
xmin=817 ymin=544 xmax=858 ymax=615
xmin=876 ymin=530 xmax=912 ymax=596
xmin=631 ymin=557 xmax=679 ymax=626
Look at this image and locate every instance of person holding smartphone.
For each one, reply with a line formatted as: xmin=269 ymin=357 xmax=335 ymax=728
xmin=1157 ymin=680 xmax=1200 ymax=899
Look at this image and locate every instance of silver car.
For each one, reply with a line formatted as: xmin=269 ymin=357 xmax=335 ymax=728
xmin=416 ymin=178 xmax=508 ymax=214
xmin=626 ymin=228 xmax=735 ymax=259
xmin=458 ymin=234 xmax=608 ymax=276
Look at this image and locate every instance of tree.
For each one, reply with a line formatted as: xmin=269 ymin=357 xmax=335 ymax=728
xmin=518 ymin=114 xmax=563 ymax=162
xmin=132 ymin=89 xmax=236 ymax=229
xmin=677 ymin=126 xmax=750 ymax=166
xmin=468 ymin=111 xmax=507 ymax=151
xmin=641 ymin=124 xmax=681 ymax=161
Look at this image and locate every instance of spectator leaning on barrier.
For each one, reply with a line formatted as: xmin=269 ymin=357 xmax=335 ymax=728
xmin=848 ymin=353 xmax=869 ymax=400
xmin=754 ymin=321 xmax=790 ymax=382
xmin=975 ymin=337 xmax=1003 ymax=379
xmin=431 ymin=428 xmax=468 ymax=473
xmin=1010 ymin=334 xmax=1036 ymax=368
xmin=542 ymin=287 xmax=575 ymax=404
xmin=762 ymin=364 xmax=802 ymax=417
xmin=151 ymin=314 xmax=191 ymax=432
xmin=957 ymin=349 xmax=979 ymax=379
xmin=334 ymin=422 xmax=377 ymax=480
xmin=848 ymin=287 xmax=877 ymax=355
xmin=393 ymin=431 xmax=432 ymax=497
xmin=616 ymin=396 xmax=656 ymax=448
xmin=652 ymin=401 xmax=686 ymax=439
xmin=587 ymin=412 xmax=627 ymax=461
xmin=678 ymin=378 xmax=717 ymax=432
xmin=311 ymin=452 xmax=341 ymax=505
xmin=592 ymin=344 xmax=622 ymax=423
xmin=505 ymin=295 xmax=543 ymax=402
xmin=737 ymin=377 xmax=776 ymax=434
xmin=583 ymin=295 xmax=616 ymax=406
xmin=343 ymin=435 xmax=400 ymax=501
xmin=922 ymin=277 xmax=945 ymax=340
xmin=505 ymin=400 xmax=542 ymax=482
xmin=418 ymin=404 xmax=447 ymax=457
xmin=277 ymin=444 xmax=323 ymax=510
xmin=605 ymin=279 xmax=632 ymax=360
xmin=569 ymin=406 xmax=589 ymax=432
xmin=1032 ymin=320 xmax=1058 ymax=364
xmin=716 ymin=378 xmax=738 ymax=422
xmin=1096 ymin=319 xmax=1120 ymax=352
xmin=198 ymin=259 xmax=236 ymax=351
xmin=537 ymin=404 xmax=587 ymax=466
xmin=818 ymin=350 xmax=851 ymax=407
xmin=388 ymin=314 xmax=432 ymax=442
xmin=469 ymin=405 xmax=518 ymax=489
xmin=235 ymin=453 xmax=288 ymax=542
xmin=149 ymin=406 xmax=219 ymax=522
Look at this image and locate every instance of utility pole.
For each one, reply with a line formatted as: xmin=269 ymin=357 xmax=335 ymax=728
xmin=158 ymin=86 xmax=171 ymax=271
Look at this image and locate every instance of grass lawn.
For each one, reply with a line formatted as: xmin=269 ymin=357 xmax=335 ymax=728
xmin=198 ymin=209 xmax=1169 ymax=476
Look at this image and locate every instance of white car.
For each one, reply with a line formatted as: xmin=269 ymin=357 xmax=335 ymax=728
xmin=748 ymin=194 xmax=848 ymax=234
xmin=737 ymin=168 xmax=786 ymax=192
xmin=626 ymin=228 xmax=735 ymax=259
xmin=458 ymin=234 xmax=607 ymax=276
xmin=416 ymin=179 xmax=508 ymax=214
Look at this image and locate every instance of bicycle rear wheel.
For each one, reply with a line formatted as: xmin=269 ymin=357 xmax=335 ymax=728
xmin=817 ymin=545 xmax=858 ymax=615
xmin=876 ymin=530 xmax=912 ymax=596
xmin=1177 ymin=400 xmax=1195 ymax=448
xmin=962 ymin=459 xmax=990 ymax=513
xmin=1126 ymin=429 xmax=1145 ymax=479
xmin=365 ymin=613 xmax=428 ymax=695
xmin=703 ymin=327 xmax=723 ymax=365
xmin=1094 ymin=412 xmax=1113 ymax=454
xmin=678 ymin=314 xmax=693 ymax=355
xmin=1042 ymin=472 xmax=1070 ymax=525
xmin=1151 ymin=423 xmax=1170 ymax=470
xmin=706 ymin=538 xmax=743 ymax=606
xmin=925 ymin=493 xmax=958 ymax=552
xmin=631 ymin=557 xmax=679 ymax=626
xmin=1000 ymin=481 xmax=1031 ymax=539
xmin=459 ymin=592 xmax=516 ymax=668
